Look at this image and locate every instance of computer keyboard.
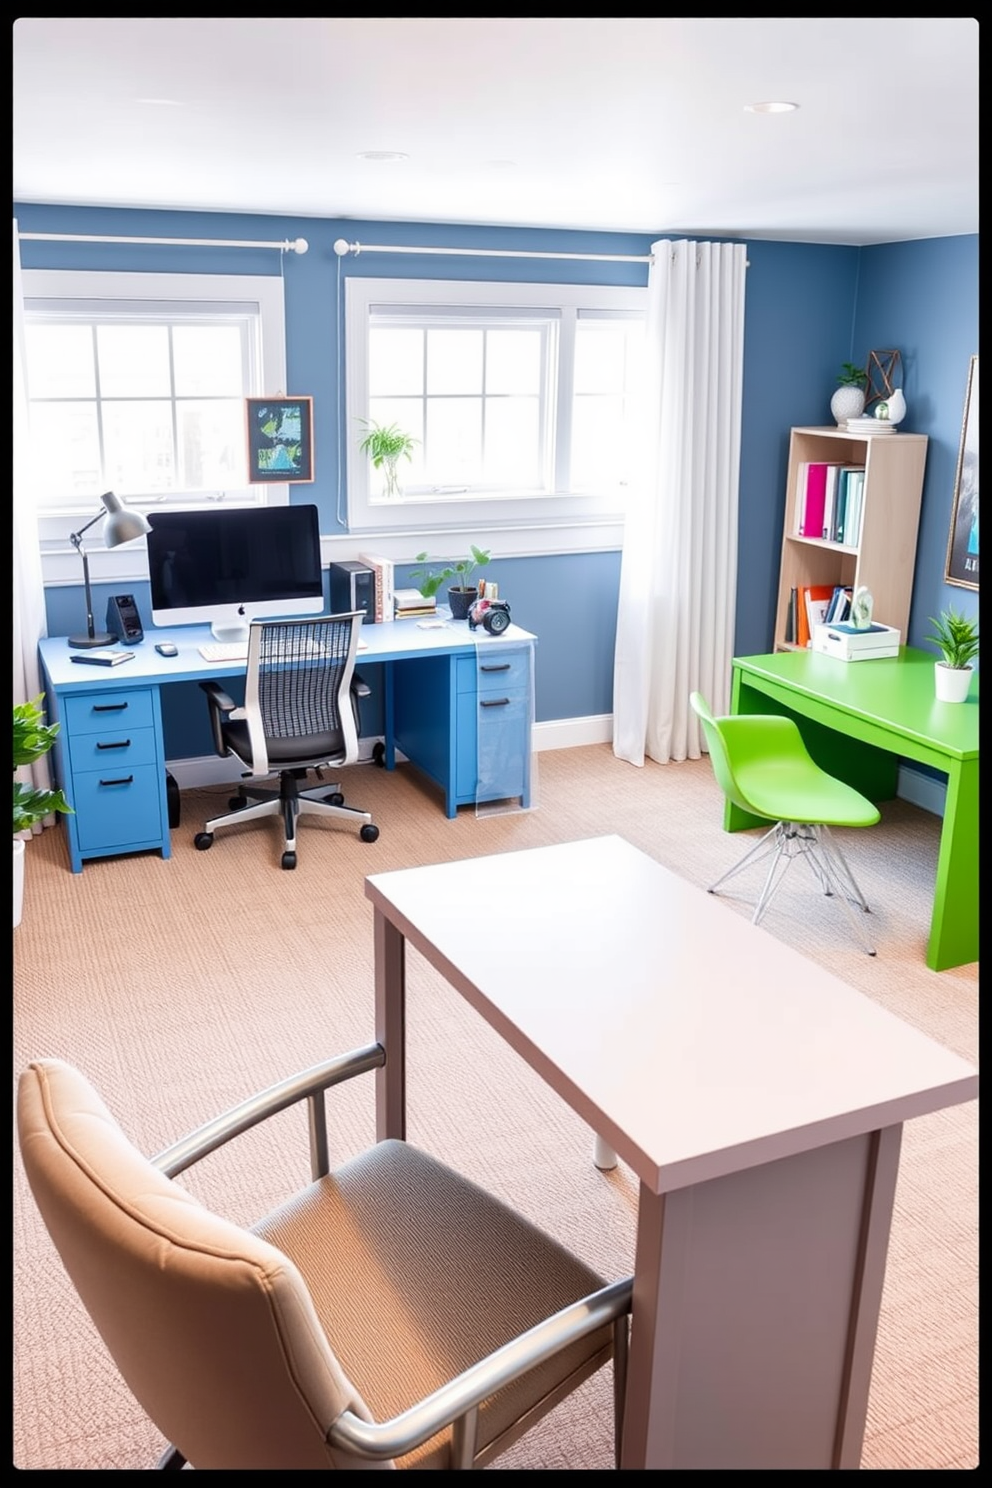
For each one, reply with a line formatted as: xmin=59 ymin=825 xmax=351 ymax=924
xmin=198 ymin=642 xmax=249 ymax=663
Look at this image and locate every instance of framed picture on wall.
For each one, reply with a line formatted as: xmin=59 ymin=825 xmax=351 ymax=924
xmin=945 ymin=356 xmax=978 ymax=590
xmin=245 ymin=396 xmax=314 ymax=484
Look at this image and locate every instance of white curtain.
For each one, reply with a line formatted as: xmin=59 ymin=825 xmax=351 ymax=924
xmin=13 ymin=218 xmax=56 ymax=834
xmin=612 ymin=239 xmax=747 ymax=766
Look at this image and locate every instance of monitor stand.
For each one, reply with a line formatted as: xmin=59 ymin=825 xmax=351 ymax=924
xmin=210 ymin=620 xmax=250 ymax=644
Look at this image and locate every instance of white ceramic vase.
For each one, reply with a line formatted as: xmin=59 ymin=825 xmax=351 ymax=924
xmin=934 ymin=662 xmax=973 ymax=703
xmin=830 ymin=385 xmax=865 ymax=426
xmin=884 ymin=387 xmax=907 ymax=426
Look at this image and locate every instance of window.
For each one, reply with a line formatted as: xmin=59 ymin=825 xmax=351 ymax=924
xmin=345 ymin=277 xmax=646 ymax=534
xmin=22 ymin=271 xmax=288 ymax=548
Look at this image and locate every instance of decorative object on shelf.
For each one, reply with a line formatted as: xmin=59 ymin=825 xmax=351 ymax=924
xmin=68 ymin=491 xmax=152 ymax=649
xmin=877 ymin=386 xmax=907 ymax=426
xmin=411 ymin=544 xmax=492 ymax=620
xmin=850 ymin=585 xmax=874 ymax=630
xmin=945 ymin=354 xmax=979 ymax=592
xmin=845 ymin=416 xmax=895 ymax=434
xmin=357 ymin=419 xmax=418 ymax=499
xmin=864 ymin=349 xmax=902 ymax=414
xmin=926 ymin=605 xmax=979 ymax=703
xmin=13 ymin=695 xmax=73 ymax=928
xmin=830 ymin=361 xmax=868 ymax=426
xmin=246 ymin=397 xmax=314 ymax=484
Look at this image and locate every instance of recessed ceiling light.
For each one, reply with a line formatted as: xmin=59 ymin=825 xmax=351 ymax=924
xmin=357 ymin=150 xmax=409 ymax=162
xmin=744 ymin=101 xmax=799 ymax=114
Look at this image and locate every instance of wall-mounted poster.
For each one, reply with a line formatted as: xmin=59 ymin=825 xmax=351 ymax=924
xmin=945 ymin=356 xmax=978 ymax=590
xmin=245 ymin=397 xmax=314 ymax=483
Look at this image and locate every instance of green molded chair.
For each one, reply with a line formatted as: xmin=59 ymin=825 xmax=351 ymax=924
xmin=689 ymin=692 xmax=880 ymax=956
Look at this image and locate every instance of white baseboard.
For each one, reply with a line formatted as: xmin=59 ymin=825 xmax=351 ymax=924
xmin=167 ymin=717 xmax=945 ymax=818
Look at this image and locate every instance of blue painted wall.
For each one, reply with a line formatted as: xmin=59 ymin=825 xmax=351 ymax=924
xmin=18 ymin=204 xmax=978 ymax=753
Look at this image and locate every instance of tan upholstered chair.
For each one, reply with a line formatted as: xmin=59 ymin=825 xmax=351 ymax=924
xmin=17 ymin=1054 xmax=632 ymax=1470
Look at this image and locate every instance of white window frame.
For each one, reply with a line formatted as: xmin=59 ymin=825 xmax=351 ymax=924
xmin=23 ymin=270 xmax=288 ymax=584
xmin=345 ymin=276 xmax=646 ymax=538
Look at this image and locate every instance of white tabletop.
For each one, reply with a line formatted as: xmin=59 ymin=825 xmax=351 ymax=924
xmin=365 ymin=835 xmax=977 ymax=1194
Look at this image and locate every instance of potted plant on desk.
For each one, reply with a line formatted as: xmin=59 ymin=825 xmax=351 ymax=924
xmin=926 ymin=606 xmax=979 ymax=703
xmin=411 ymin=544 xmax=492 ymax=620
xmin=13 ymin=694 xmax=73 ymax=927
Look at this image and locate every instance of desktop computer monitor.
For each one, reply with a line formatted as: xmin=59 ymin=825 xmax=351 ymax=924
xmin=146 ymin=504 xmax=324 ymax=642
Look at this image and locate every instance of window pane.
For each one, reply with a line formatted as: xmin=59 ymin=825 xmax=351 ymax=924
xmin=571 ymin=394 xmax=625 ymax=490
xmin=27 ymin=403 xmax=102 ymax=502
xmin=102 ymin=399 xmax=176 ymax=494
xmin=369 ymin=327 xmax=423 ymax=396
xmin=427 ymin=329 xmax=483 ymax=395
xmin=97 ymin=324 xmax=172 ymax=398
xmin=173 ymin=325 xmax=244 ymax=396
xmin=487 ymin=328 xmax=541 ymax=395
xmin=176 ymin=398 xmax=246 ymax=487
xmin=24 ymin=323 xmax=96 ymax=398
xmin=425 ymin=399 xmax=483 ymax=484
xmin=574 ymin=323 xmax=629 ymax=393
xmin=484 ymin=399 xmax=542 ymax=486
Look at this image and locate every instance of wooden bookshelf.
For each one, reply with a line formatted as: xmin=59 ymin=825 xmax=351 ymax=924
xmin=774 ymin=426 xmax=928 ymax=653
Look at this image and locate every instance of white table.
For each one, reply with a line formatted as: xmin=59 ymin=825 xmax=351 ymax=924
xmin=365 ymin=835 xmax=977 ymax=1469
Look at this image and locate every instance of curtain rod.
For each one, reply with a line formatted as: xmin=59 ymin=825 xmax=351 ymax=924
xmin=18 ymin=232 xmax=309 ymax=254
xmin=333 ymin=238 xmax=652 ymax=265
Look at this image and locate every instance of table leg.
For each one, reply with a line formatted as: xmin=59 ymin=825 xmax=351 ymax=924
xmin=373 ymin=909 xmax=406 ymax=1141
xmin=928 ymin=757 xmax=979 ymax=971
xmin=621 ymin=1127 xmax=901 ymax=1469
xmin=593 ymin=1134 xmax=618 ymax=1171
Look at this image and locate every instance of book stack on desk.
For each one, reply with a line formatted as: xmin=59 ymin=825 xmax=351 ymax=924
xmin=394 ymin=588 xmax=437 ymax=619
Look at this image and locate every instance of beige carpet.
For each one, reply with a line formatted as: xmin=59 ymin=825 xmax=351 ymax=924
xmin=12 ymin=745 xmax=978 ymax=1469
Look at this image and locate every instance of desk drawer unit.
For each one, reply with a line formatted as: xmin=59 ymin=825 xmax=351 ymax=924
xmin=456 ymin=647 xmax=532 ymax=809
xmin=59 ymin=688 xmax=170 ymax=869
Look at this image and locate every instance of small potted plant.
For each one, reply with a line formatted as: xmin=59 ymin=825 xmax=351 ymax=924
xmin=926 ymin=606 xmax=979 ymax=703
xmin=410 ymin=545 xmax=492 ymax=620
xmin=14 ymin=694 xmax=73 ymax=927
xmin=357 ymin=419 xmax=419 ymax=498
xmin=830 ymin=362 xmax=869 ymax=426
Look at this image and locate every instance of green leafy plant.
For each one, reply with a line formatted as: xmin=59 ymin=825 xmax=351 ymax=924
xmin=356 ymin=419 xmax=419 ymax=469
xmin=13 ymin=695 xmax=73 ymax=835
xmin=836 ymin=361 xmax=868 ymax=388
xmin=925 ymin=606 xmax=979 ymax=670
xmin=410 ymin=545 xmax=492 ymax=599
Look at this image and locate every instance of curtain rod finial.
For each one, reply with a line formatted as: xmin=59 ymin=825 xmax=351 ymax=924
xmin=291 ymin=238 xmax=309 ymax=255
xmin=333 ymin=238 xmax=352 ymax=257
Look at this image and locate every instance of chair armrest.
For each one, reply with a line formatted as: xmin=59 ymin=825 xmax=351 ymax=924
xmin=151 ymin=1043 xmax=385 ymax=1179
xmin=199 ymin=679 xmax=239 ymax=713
xmin=327 ymin=1275 xmax=633 ymax=1462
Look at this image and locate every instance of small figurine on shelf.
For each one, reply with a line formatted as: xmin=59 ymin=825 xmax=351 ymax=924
xmin=850 ymin=586 xmax=874 ymax=631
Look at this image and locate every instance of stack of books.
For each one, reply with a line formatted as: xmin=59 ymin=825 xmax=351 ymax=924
xmin=394 ymin=588 xmax=437 ymax=619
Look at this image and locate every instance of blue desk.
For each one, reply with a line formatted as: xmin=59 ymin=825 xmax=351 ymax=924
xmin=38 ymin=618 xmax=536 ymax=872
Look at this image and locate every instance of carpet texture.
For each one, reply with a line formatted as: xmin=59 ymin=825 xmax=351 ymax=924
xmin=12 ymin=745 xmax=978 ymax=1469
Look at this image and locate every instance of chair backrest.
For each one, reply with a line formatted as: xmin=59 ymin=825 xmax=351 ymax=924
xmin=16 ymin=1060 xmax=380 ymax=1471
xmin=689 ymin=690 xmax=790 ymax=819
xmin=244 ymin=612 xmax=363 ymax=772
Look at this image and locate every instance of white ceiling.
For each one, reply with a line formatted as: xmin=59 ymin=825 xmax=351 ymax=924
xmin=12 ymin=17 xmax=979 ymax=248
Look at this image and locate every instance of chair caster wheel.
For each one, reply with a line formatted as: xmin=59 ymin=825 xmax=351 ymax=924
xmin=360 ymin=824 xmax=380 ymax=843
xmin=194 ymin=833 xmax=214 ymax=851
xmin=327 ymin=792 xmax=345 ymax=806
xmin=372 ymin=742 xmax=386 ymax=767
xmin=281 ymin=851 xmax=297 ymax=869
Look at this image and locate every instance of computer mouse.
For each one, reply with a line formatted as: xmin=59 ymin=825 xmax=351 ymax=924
xmin=155 ymin=642 xmax=179 ymax=657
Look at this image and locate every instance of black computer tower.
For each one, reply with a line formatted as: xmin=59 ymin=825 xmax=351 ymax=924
xmin=327 ymin=561 xmax=375 ymax=623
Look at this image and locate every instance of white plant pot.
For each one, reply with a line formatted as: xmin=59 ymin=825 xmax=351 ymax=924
xmin=14 ymin=837 xmax=25 ymax=928
xmin=934 ymin=662 xmax=973 ymax=703
xmin=830 ymin=385 xmax=865 ymax=426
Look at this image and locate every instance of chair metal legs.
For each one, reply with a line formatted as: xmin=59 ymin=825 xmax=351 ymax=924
xmin=196 ymin=769 xmax=378 ymax=868
xmin=707 ymin=820 xmax=876 ymax=956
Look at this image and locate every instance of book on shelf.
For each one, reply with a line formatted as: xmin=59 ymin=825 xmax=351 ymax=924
xmin=843 ymin=470 xmax=865 ymax=547
xmin=794 ymin=461 xmax=810 ymax=533
xmin=795 ymin=583 xmax=835 ymax=649
xmin=784 ymin=586 xmax=798 ymax=645
xmin=357 ymin=552 xmax=395 ymax=624
xmin=824 ymin=585 xmax=853 ymax=624
xmin=833 ymin=466 xmax=864 ymax=544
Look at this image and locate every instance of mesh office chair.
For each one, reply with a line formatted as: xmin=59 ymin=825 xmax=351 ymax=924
xmin=17 ymin=1056 xmax=633 ymax=1470
xmin=689 ymin=691 xmax=880 ymax=955
xmin=195 ymin=613 xmax=378 ymax=869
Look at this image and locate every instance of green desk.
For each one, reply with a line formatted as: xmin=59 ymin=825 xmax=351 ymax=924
xmin=729 ymin=647 xmax=978 ymax=972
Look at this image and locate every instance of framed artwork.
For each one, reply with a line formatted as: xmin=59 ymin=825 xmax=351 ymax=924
xmin=245 ymin=396 xmax=314 ymax=483
xmin=945 ymin=356 xmax=978 ymax=590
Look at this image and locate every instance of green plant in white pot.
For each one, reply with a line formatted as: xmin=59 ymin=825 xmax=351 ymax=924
xmin=357 ymin=419 xmax=419 ymax=498
xmin=926 ymin=606 xmax=979 ymax=703
xmin=830 ymin=361 xmax=868 ymax=426
xmin=13 ymin=695 xmax=72 ymax=927
xmin=410 ymin=545 xmax=492 ymax=620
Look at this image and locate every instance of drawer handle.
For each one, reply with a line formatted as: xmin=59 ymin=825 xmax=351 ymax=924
xmin=98 ymin=775 xmax=134 ymax=788
xmin=480 ymin=697 xmax=510 ymax=708
xmin=93 ymin=702 xmax=129 ymax=713
xmin=479 ymin=663 xmax=511 ymax=673
xmin=96 ymin=739 xmax=131 ymax=750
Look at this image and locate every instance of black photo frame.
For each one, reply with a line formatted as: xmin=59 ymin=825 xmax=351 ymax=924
xmin=245 ymin=396 xmax=314 ymax=484
xmin=945 ymin=356 xmax=978 ymax=590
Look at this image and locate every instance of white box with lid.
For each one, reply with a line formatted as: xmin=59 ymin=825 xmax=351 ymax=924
xmin=812 ymin=621 xmax=901 ymax=662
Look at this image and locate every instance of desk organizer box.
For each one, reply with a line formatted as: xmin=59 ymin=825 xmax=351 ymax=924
xmin=812 ymin=621 xmax=901 ymax=662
